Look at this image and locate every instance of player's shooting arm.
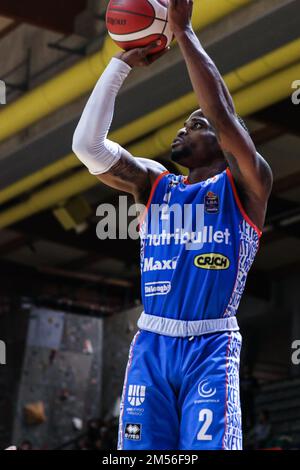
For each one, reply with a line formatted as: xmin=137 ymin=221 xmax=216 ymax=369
xmin=169 ymin=0 xmax=273 ymax=203
xmin=72 ymin=44 xmax=167 ymax=202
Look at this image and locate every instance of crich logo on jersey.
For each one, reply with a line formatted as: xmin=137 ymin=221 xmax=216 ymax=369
xmin=194 ymin=253 xmax=230 ymax=270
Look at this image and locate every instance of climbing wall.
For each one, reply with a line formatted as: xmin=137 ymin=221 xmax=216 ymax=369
xmin=102 ymin=306 xmax=141 ymax=418
xmin=12 ymin=307 xmax=103 ymax=449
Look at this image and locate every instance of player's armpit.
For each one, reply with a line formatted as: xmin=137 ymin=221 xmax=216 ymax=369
xmin=211 ymin=114 xmax=273 ymax=202
xmin=224 ymin=149 xmax=273 ymax=205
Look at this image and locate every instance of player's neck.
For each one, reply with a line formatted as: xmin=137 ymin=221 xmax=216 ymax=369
xmin=187 ymin=161 xmax=227 ymax=184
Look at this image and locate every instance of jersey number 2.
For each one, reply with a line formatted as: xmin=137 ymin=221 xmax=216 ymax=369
xmin=197 ymin=409 xmax=213 ymax=441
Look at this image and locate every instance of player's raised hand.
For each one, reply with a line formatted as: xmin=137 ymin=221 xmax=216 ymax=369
xmin=168 ymin=0 xmax=194 ymax=36
xmin=115 ymin=42 xmax=170 ymax=68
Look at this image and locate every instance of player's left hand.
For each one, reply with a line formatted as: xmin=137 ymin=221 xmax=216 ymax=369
xmin=115 ymin=42 xmax=170 ymax=67
xmin=168 ymin=0 xmax=194 ymax=36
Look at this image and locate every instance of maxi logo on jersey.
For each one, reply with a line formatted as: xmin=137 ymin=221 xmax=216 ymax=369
xmin=143 ymin=257 xmax=178 ymax=272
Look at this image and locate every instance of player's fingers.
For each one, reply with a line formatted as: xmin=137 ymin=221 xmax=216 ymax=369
xmin=140 ymin=40 xmax=161 ymax=56
xmin=147 ymin=46 xmax=170 ymax=65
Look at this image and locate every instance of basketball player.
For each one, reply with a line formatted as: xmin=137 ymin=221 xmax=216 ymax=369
xmin=72 ymin=0 xmax=273 ymax=450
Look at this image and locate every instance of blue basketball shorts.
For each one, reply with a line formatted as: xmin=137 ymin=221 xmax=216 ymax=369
xmin=118 ymin=329 xmax=242 ymax=450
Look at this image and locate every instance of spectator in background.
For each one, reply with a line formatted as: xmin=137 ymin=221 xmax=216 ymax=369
xmin=75 ymin=436 xmax=89 ymax=450
xmin=87 ymin=418 xmax=101 ymax=443
xmin=105 ymin=417 xmax=119 ymax=449
xmin=75 ymin=417 xmax=119 ymax=450
xmin=19 ymin=440 xmax=33 ymax=450
xmin=246 ymin=410 xmax=272 ymax=449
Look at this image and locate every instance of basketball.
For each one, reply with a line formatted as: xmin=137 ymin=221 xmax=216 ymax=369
xmin=106 ymin=0 xmax=173 ymax=54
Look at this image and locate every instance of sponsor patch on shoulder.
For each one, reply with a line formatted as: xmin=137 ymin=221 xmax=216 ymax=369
xmin=205 ymin=191 xmax=219 ymax=214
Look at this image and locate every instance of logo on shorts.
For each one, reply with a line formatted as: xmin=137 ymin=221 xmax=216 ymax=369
xmin=128 ymin=385 xmax=146 ymax=406
xmin=125 ymin=423 xmax=141 ymax=441
xmin=144 ymin=281 xmax=171 ymax=296
xmin=198 ymin=379 xmax=217 ymax=398
xmin=194 ymin=253 xmax=230 ymax=270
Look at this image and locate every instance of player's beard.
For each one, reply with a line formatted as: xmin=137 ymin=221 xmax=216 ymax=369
xmin=171 ymin=144 xmax=192 ymax=163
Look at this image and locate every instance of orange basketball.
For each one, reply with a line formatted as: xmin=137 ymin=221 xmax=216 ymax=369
xmin=106 ymin=0 xmax=173 ymax=54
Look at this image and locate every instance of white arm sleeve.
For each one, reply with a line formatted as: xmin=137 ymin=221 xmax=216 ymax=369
xmin=72 ymin=57 xmax=132 ymax=175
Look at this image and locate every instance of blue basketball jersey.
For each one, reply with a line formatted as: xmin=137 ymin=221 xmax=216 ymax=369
xmin=118 ymin=168 xmax=261 ymax=450
xmin=139 ymin=168 xmax=261 ymax=322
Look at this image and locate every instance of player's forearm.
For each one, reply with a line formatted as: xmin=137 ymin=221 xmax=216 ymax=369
xmin=72 ymin=58 xmax=131 ymax=175
xmin=176 ymin=28 xmax=235 ymax=127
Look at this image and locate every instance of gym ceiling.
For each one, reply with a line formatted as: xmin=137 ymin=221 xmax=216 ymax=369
xmin=0 ymin=0 xmax=299 ymax=306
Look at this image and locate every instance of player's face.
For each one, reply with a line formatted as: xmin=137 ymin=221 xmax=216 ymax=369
xmin=171 ymin=109 xmax=221 ymax=167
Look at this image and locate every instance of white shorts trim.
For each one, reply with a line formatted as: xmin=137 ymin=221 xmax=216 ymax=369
xmin=137 ymin=312 xmax=239 ymax=337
